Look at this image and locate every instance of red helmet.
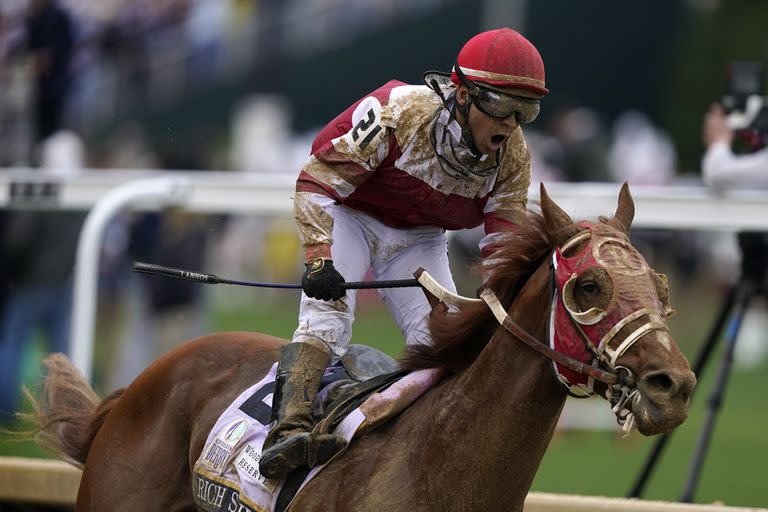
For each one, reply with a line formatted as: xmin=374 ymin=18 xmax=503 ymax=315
xmin=450 ymin=28 xmax=548 ymax=96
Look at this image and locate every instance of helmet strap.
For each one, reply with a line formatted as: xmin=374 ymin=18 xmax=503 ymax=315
xmin=454 ymin=91 xmax=481 ymax=157
xmin=426 ymin=76 xmax=452 ymax=110
xmin=452 ymin=64 xmax=483 ymax=157
xmin=462 ymin=124 xmax=481 ymax=158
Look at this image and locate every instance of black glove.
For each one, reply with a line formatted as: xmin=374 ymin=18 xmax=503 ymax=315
xmin=302 ymin=258 xmax=346 ymax=301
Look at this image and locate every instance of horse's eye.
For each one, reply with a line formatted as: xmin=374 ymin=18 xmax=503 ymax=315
xmin=580 ymin=281 xmax=598 ymax=294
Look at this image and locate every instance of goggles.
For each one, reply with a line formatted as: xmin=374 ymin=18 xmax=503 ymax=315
xmin=453 ymin=63 xmax=541 ymax=123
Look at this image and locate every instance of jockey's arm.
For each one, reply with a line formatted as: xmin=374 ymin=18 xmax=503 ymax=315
xmin=294 ymin=97 xmax=391 ymax=261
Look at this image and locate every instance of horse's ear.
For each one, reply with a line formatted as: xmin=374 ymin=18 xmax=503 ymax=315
xmin=614 ymin=182 xmax=635 ymax=235
xmin=540 ymin=183 xmax=572 ymax=237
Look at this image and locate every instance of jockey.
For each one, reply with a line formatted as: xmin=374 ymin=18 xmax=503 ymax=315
xmin=259 ymin=27 xmax=548 ymax=479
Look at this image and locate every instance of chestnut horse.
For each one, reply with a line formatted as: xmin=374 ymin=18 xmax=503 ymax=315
xmin=25 ymin=184 xmax=695 ymax=511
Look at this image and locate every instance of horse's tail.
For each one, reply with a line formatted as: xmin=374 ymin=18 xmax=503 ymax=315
xmin=20 ymin=353 xmax=125 ymax=469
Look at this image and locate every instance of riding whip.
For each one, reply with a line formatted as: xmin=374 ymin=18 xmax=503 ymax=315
xmin=133 ymin=262 xmax=420 ymax=290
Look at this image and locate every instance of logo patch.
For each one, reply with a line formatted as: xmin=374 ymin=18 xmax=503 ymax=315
xmin=203 ymin=418 xmax=249 ymax=473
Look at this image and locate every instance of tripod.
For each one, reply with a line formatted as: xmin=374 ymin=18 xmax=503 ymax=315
xmin=628 ymin=231 xmax=768 ymax=502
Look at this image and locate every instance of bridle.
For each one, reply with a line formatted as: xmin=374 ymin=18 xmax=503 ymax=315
xmin=479 ymin=282 xmax=643 ymax=432
xmin=415 ymin=228 xmax=671 ymax=432
xmin=479 ymin=289 xmax=618 ymax=386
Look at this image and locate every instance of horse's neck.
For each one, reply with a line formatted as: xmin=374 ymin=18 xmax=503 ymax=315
xmin=429 ymin=261 xmax=566 ymax=507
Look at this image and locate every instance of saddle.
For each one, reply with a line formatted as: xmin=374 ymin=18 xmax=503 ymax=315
xmin=271 ymin=346 xmax=407 ymax=510
xmin=314 ymin=345 xmax=407 ymax=428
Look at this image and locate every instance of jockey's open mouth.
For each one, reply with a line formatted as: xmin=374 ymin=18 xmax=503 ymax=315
xmin=492 ymin=133 xmax=507 ymax=145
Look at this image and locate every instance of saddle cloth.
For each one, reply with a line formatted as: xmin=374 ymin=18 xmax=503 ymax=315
xmin=192 ymin=361 xmax=441 ymax=512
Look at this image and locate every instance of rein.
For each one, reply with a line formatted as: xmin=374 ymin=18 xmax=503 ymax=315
xmin=416 ymin=259 xmax=644 ymax=431
xmin=479 ymin=289 xmax=617 ymax=385
xmin=414 ymin=269 xmax=617 ymax=386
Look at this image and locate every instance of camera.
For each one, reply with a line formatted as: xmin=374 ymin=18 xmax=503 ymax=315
xmin=721 ymin=61 xmax=768 ymax=149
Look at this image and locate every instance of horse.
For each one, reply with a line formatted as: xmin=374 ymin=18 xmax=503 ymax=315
xmin=24 ymin=183 xmax=695 ymax=511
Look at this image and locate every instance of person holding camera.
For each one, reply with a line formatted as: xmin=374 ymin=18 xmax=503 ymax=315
xmin=702 ymin=102 xmax=768 ymax=188
xmin=702 ymin=101 xmax=768 ymax=315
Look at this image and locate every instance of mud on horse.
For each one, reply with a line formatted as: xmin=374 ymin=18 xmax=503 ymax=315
xmin=22 ymin=183 xmax=694 ymax=511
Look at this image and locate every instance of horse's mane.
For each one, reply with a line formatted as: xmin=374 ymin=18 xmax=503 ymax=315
xmin=399 ymin=210 xmax=620 ymax=373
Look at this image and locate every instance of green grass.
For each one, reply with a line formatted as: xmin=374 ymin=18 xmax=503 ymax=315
xmin=2 ymin=282 xmax=766 ymax=508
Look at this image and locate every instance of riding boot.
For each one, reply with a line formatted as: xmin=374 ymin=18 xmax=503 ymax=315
xmin=259 ymin=339 xmax=345 ymax=480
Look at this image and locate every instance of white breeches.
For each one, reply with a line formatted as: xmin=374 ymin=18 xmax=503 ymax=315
xmin=293 ymin=204 xmax=456 ymax=362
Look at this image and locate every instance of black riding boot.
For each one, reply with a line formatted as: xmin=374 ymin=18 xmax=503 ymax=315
xmin=259 ymin=340 xmax=345 ymax=480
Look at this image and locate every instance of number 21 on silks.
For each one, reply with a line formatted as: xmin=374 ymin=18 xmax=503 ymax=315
xmin=351 ymin=99 xmax=383 ymax=151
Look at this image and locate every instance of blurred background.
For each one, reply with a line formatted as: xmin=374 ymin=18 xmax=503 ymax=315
xmin=1 ymin=0 xmax=767 ymax=508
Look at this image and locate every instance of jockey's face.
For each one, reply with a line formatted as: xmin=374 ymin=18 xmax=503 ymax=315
xmin=456 ymin=84 xmax=530 ymax=155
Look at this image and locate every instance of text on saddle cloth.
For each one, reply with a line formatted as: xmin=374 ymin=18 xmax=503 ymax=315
xmin=192 ymin=360 xmax=441 ymax=512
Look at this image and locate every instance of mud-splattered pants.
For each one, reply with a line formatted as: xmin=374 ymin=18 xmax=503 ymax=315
xmin=293 ymin=203 xmax=456 ymax=363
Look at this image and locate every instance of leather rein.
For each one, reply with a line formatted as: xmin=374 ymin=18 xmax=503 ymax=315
xmin=414 ymin=268 xmax=618 ymax=386
xmin=478 ymin=288 xmax=618 ymax=386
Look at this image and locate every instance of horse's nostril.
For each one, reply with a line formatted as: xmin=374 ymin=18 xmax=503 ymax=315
xmin=644 ymin=371 xmax=674 ymax=395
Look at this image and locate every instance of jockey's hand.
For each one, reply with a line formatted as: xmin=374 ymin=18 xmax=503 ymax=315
xmin=302 ymin=258 xmax=346 ymax=301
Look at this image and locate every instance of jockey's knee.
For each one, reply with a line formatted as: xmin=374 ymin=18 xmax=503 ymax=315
xmin=293 ymin=336 xmax=330 ymax=353
xmin=293 ymin=332 xmax=349 ymax=364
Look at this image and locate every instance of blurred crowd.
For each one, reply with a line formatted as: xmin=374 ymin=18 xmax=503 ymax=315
xmin=0 ymin=0 xmax=687 ymax=182
xmin=1 ymin=0 xmax=758 ymax=427
xmin=0 ymin=0 xmax=447 ymax=166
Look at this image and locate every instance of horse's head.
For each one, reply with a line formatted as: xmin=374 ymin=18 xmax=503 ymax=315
xmin=540 ymin=183 xmax=696 ymax=435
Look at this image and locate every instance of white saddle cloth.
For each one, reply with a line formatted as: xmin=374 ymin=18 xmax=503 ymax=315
xmin=192 ymin=363 xmax=441 ymax=512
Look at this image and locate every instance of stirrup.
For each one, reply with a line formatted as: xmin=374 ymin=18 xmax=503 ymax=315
xmin=260 ymin=432 xmax=345 ymax=480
